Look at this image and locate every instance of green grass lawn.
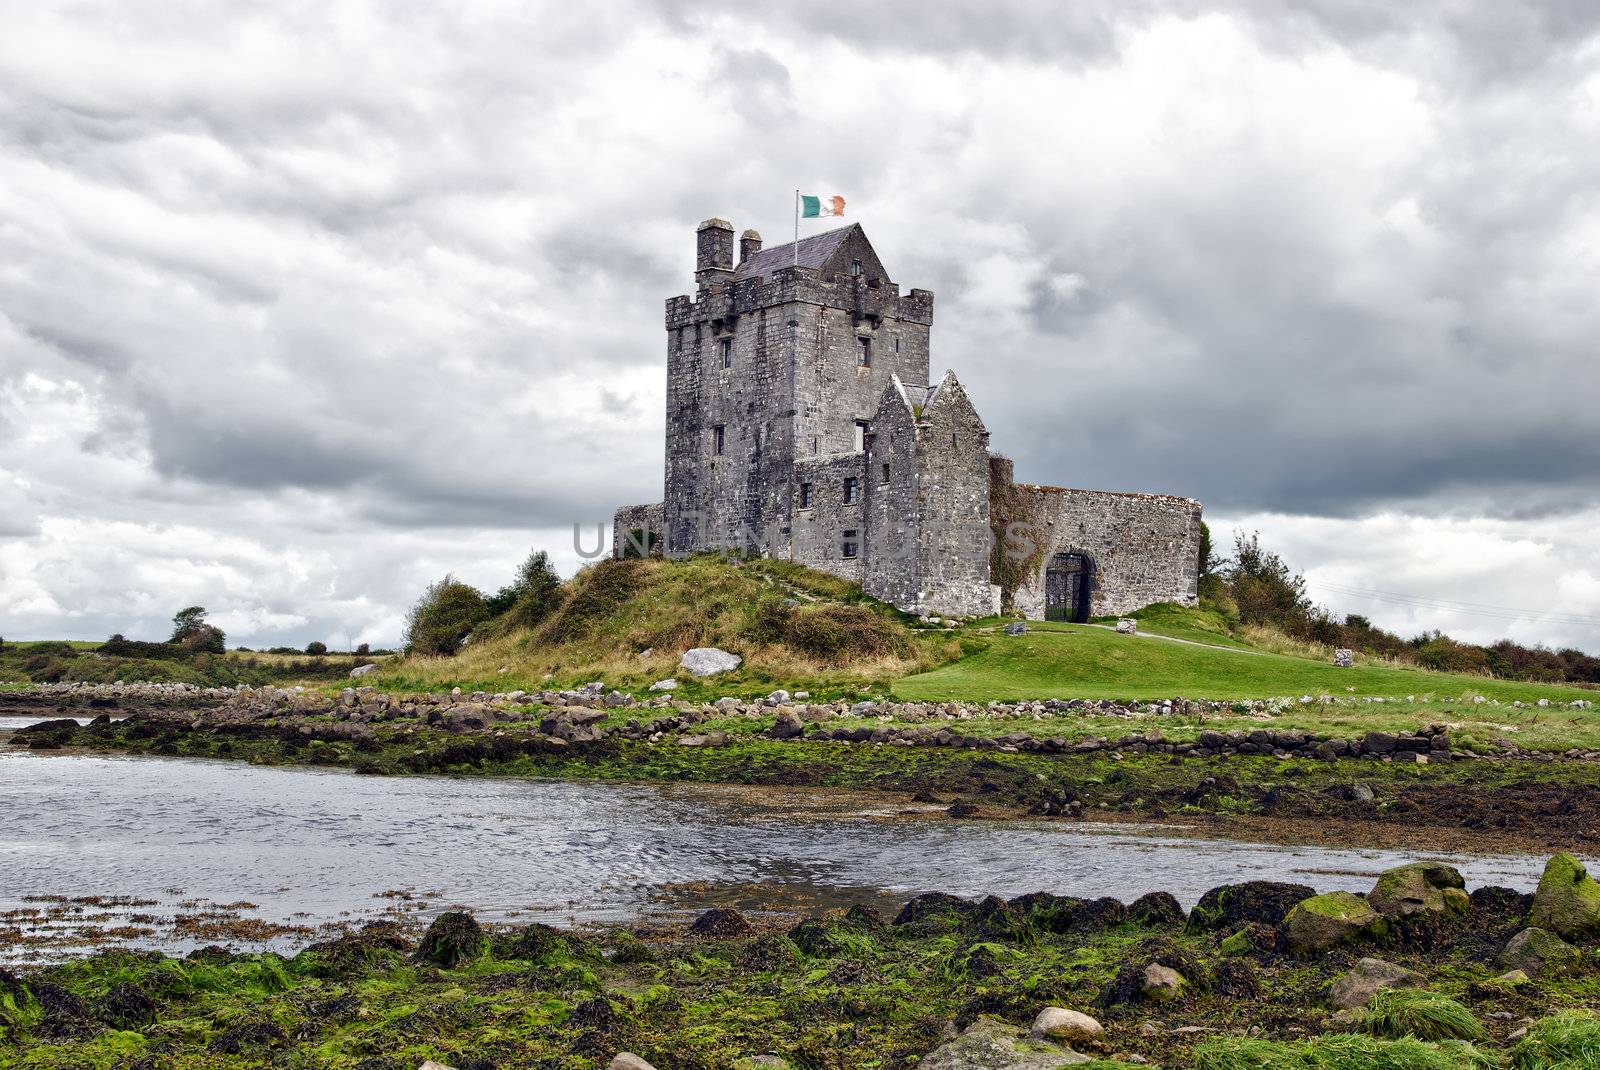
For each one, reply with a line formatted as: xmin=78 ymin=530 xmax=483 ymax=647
xmin=894 ymin=622 xmax=1596 ymax=705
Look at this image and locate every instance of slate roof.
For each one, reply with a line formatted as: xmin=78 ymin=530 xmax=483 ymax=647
xmin=735 ymin=224 xmax=856 ymax=281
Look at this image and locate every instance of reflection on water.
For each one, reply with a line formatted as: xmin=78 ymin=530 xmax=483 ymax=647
xmin=0 ymin=749 xmax=1565 ymax=961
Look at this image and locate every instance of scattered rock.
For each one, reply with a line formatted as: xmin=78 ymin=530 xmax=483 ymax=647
xmin=1141 ymin=964 xmax=1186 ymax=1003
xmin=689 ymin=907 xmax=752 ymax=938
xmin=609 ymin=1056 xmax=659 ymax=1070
xmin=419 ymin=1062 xmax=459 ymax=1070
xmin=679 ymin=647 xmax=742 ymax=676
xmin=1368 ymin=862 xmax=1470 ymax=919
xmin=648 ymin=679 xmax=679 ymax=691
xmin=1498 ymin=927 xmax=1581 ymax=978
xmin=348 ymin=664 xmax=378 ymax=678
xmin=918 ymin=1016 xmax=1091 ymax=1068
xmin=769 ymin=712 xmax=804 ymax=739
xmin=1115 ymin=618 xmax=1137 ymax=635
xmin=1002 ymin=622 xmax=1028 ymax=635
xmin=1189 ymin=880 xmax=1315 ymax=930
xmin=1284 ymin=891 xmax=1387 ymax=954
xmin=1128 ymin=891 xmax=1185 ymax=928
xmin=1333 ymin=648 xmax=1354 ymax=667
xmin=1329 ymin=957 xmax=1419 ymax=1009
xmin=1529 ymin=852 xmax=1600 ymax=940
xmin=1030 ymin=1007 xmax=1104 ymax=1045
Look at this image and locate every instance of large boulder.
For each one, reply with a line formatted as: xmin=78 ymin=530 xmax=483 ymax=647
xmin=1284 ymin=892 xmax=1388 ymax=954
xmin=1529 ymin=853 xmax=1600 ymax=941
xmin=679 ymin=648 xmax=742 ymax=676
xmin=1368 ymin=862 xmax=1470 ymax=919
xmin=918 ymin=1016 xmax=1091 ymax=1069
xmin=1498 ymin=927 xmax=1582 ymax=978
xmin=1189 ymin=880 xmax=1316 ymax=930
xmin=1328 ymin=957 xmax=1418 ymax=1009
xmin=1029 ymin=1007 xmax=1103 ymax=1045
xmin=349 ymin=663 xmax=378 ymax=678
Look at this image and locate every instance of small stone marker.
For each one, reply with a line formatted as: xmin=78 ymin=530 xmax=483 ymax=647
xmin=1003 ymin=621 xmax=1028 ymax=635
xmin=1115 ymin=618 xmax=1137 ymax=635
xmin=1333 ymin=648 xmax=1355 ymax=667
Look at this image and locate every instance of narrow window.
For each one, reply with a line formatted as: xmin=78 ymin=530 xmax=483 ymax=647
xmin=881 ymin=463 xmax=891 ymax=484
xmin=856 ymin=336 xmax=871 ymax=367
xmin=850 ymin=258 xmax=863 ymax=277
xmin=843 ymin=477 xmax=859 ymax=504
xmin=842 ymin=529 xmax=859 ymax=558
xmin=854 ymin=420 xmax=869 ymax=452
xmin=893 ymin=334 xmax=901 ymax=353
xmin=714 ymin=425 xmax=725 ymax=455
xmin=799 ymin=482 xmax=813 ymax=508
xmin=720 ymin=338 xmax=732 ymax=369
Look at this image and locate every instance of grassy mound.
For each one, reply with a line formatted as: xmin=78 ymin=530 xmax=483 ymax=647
xmin=894 ymin=621 xmax=1598 ymax=705
xmin=373 ymin=556 xmax=948 ymax=699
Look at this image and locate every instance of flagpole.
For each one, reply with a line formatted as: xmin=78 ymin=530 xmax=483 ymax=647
xmin=793 ymin=189 xmax=800 ymax=267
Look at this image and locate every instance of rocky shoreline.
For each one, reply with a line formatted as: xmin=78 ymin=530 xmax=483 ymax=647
xmin=2 ymin=853 xmax=1597 ymax=1069
xmin=6 ymin=680 xmax=1597 ymax=763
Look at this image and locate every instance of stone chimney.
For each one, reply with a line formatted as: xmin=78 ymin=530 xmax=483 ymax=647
xmin=739 ymin=229 xmax=763 ymax=264
xmin=695 ymin=218 xmax=735 ymax=288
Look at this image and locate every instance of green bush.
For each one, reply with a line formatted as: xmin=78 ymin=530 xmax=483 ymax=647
xmin=756 ymin=601 xmax=911 ymax=663
xmin=304 ymin=641 xmax=327 ymax=656
xmin=404 ymin=576 xmax=490 ymax=656
xmin=1511 ymin=1011 xmax=1600 ymax=1070
xmin=1364 ymin=990 xmax=1487 ymax=1043
xmin=538 ymin=559 xmax=644 ymax=643
xmin=491 ymin=550 xmax=566 ymax=635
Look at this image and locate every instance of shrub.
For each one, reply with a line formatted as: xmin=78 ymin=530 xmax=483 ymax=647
xmin=1195 ymin=1033 xmax=1493 ymax=1070
xmin=304 ymin=641 xmax=327 ymax=656
xmin=403 ymin=576 xmax=490 ymax=656
xmin=491 ymin=550 xmax=566 ymax=635
xmin=1364 ymin=990 xmax=1487 ymax=1043
xmin=170 ymin=607 xmax=226 ymax=652
xmin=21 ymin=655 xmax=67 ymax=683
xmin=1511 ymin=1011 xmax=1600 ymax=1070
xmin=757 ymin=601 xmax=911 ymax=663
xmin=538 ymin=559 xmax=643 ymax=643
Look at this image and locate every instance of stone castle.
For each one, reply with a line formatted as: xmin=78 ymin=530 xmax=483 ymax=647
xmin=612 ymin=218 xmax=1203 ymax=621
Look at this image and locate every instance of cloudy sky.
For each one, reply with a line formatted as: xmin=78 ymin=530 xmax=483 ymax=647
xmin=3 ymin=1 xmax=1599 ymax=651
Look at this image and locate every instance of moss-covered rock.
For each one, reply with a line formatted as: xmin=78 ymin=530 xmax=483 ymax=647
xmin=1528 ymin=852 xmax=1600 ymax=941
xmin=414 ymin=911 xmax=488 ymax=968
xmin=1187 ymin=880 xmax=1315 ymax=931
xmin=918 ymin=1016 xmax=1091 ymax=1068
xmin=1367 ymin=862 xmax=1469 ymax=919
xmin=1498 ymin=926 xmax=1582 ymax=978
xmin=1284 ymin=892 xmax=1387 ymax=955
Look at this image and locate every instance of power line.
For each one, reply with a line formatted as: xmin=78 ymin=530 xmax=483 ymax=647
xmin=1308 ymin=580 xmax=1600 ymax=629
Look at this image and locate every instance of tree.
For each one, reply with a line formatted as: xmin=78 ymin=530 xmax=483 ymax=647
xmin=170 ymin=606 xmax=225 ymax=653
xmin=486 ymin=549 xmax=566 ymax=634
xmin=1225 ymin=531 xmax=1309 ymax=628
xmin=404 ymin=576 xmax=490 ymax=656
xmin=305 ymin=641 xmax=328 ymax=656
xmin=355 ymin=642 xmax=370 ymax=656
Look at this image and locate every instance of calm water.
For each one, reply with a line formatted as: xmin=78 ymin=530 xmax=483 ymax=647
xmin=0 ymin=749 xmax=1564 ymax=961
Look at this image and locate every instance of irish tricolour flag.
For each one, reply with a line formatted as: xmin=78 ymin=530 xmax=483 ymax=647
xmin=800 ymin=194 xmax=846 ymax=218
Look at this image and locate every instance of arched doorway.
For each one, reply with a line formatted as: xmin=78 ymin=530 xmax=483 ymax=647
xmin=1044 ymin=552 xmax=1093 ymax=622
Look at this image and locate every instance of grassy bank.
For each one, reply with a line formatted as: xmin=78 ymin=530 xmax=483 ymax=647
xmin=896 ymin=622 xmax=1597 ymax=705
xmin=1 ymin=862 xmax=1594 ymax=1070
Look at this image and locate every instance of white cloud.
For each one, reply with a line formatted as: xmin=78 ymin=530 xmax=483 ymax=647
xmin=0 ymin=1 xmax=1597 ymax=650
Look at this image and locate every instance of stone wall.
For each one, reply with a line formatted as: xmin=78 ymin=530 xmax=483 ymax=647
xmin=907 ymin=375 xmax=1000 ymax=617
xmin=1000 ymin=484 xmax=1202 ymax=619
xmin=789 ymin=453 xmax=867 ymax=581
xmin=611 ymin=502 xmax=664 ymax=559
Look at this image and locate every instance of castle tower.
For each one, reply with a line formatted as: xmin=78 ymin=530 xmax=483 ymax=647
xmin=661 ymin=219 xmax=935 ymax=570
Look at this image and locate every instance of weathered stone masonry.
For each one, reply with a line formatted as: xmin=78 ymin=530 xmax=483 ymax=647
xmin=615 ymin=218 xmax=1203 ymax=620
